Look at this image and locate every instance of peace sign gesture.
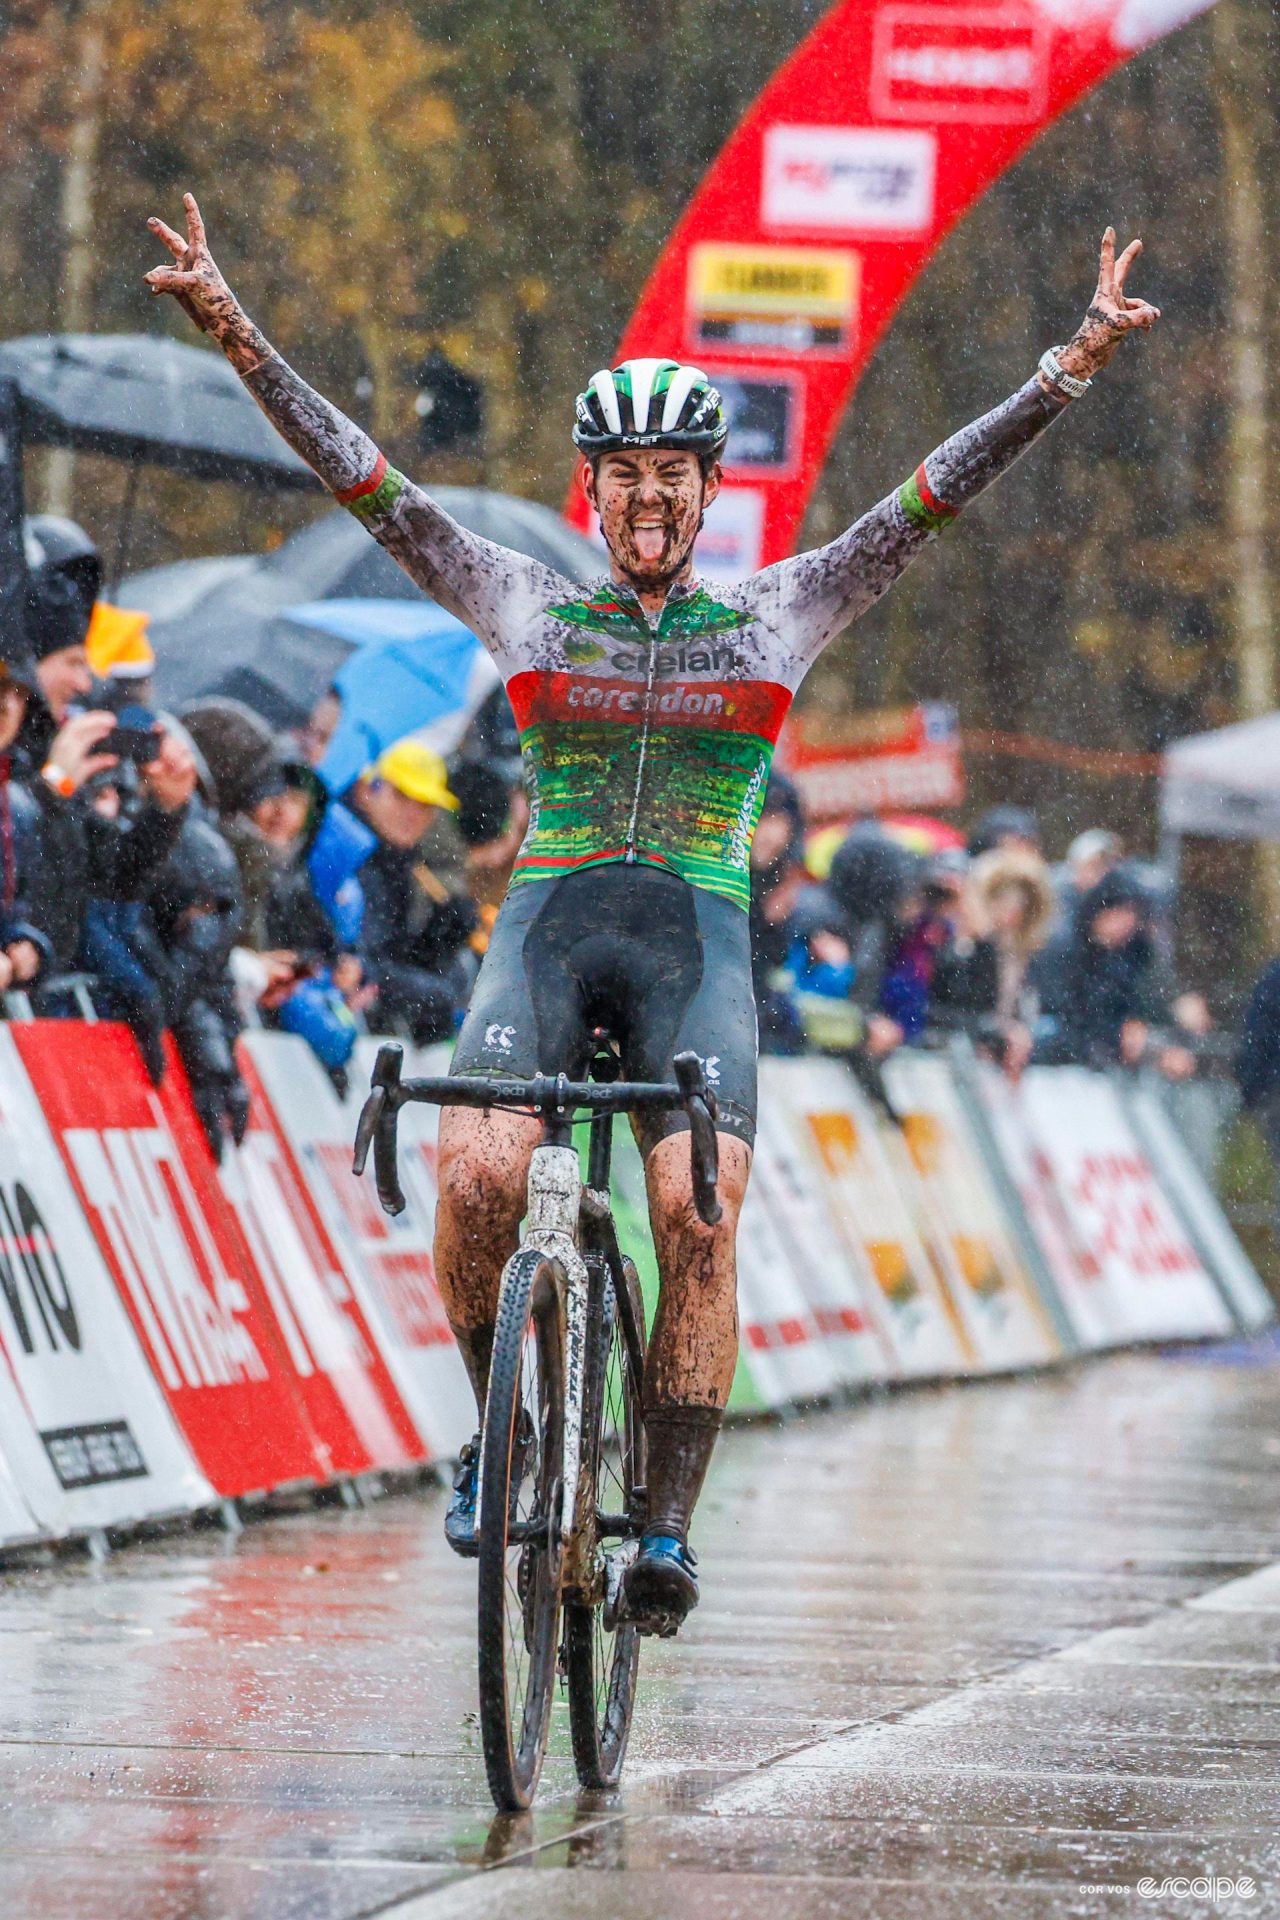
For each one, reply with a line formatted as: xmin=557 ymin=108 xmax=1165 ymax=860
xmin=1056 ymin=228 xmax=1161 ymax=386
xmin=1088 ymin=227 xmax=1160 ymax=335
xmin=144 ymin=193 xmax=267 ymax=375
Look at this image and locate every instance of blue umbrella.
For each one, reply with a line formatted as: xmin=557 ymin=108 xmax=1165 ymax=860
xmin=281 ymin=599 xmax=500 ymax=795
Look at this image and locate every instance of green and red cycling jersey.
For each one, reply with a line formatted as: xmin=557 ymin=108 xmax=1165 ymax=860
xmin=241 ymin=361 xmax=1067 ymax=912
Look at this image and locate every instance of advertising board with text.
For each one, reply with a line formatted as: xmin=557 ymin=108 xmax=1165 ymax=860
xmin=780 ymin=702 xmax=963 ymax=819
xmin=0 ymin=1026 xmax=215 ymax=1533
xmin=11 ymin=1023 xmax=327 ymax=1495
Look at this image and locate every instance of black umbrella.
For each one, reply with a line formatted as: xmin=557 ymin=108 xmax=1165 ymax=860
xmin=0 ymin=332 xmax=317 ymax=489
xmin=134 ymin=491 xmax=601 ymax=721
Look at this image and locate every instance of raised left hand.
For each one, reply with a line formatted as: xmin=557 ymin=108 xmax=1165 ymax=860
xmin=1056 ymin=229 xmax=1161 ymax=385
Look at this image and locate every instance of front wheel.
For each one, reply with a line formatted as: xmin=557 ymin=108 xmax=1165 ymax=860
xmin=476 ymin=1249 xmax=565 ymax=1812
xmin=564 ymin=1253 xmax=647 ymax=1789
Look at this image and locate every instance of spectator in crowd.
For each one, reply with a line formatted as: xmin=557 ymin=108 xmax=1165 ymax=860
xmin=142 ymin=812 xmax=250 ymax=1158
xmin=827 ymin=817 xmax=918 ymax=993
xmin=967 ymin=805 xmax=1041 ymax=860
xmin=1053 ymin=827 xmax=1124 ymax=929
xmin=449 ymin=756 xmax=529 ymax=959
xmin=780 ymin=890 xmax=860 ymax=1054
xmin=1236 ymin=957 xmax=1280 ymax=1221
xmin=85 ymin=601 xmax=157 ymax=710
xmin=0 ymin=646 xmax=52 ymax=997
xmin=346 ymin=741 xmax=475 ymax=1044
xmin=181 ymin=697 xmax=367 ymax=1089
xmin=877 ymin=852 xmax=992 ymax=1044
xmin=968 ymin=845 xmax=1056 ymax=1071
xmin=749 ymin=773 xmax=808 ymax=1054
xmin=15 ymin=520 xmax=196 ymax=991
xmin=1030 ymin=865 xmax=1191 ymax=1076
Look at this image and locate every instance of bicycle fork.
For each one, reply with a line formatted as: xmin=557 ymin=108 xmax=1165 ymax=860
xmin=475 ymin=1143 xmax=589 ymax=1566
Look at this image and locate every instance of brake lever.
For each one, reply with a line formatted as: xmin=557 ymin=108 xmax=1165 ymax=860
xmin=672 ymin=1050 xmax=722 ymax=1228
xmin=352 ymin=1043 xmax=408 ymax=1217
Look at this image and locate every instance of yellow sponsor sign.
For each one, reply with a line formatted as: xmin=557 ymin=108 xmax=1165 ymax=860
xmin=688 ymin=243 xmax=858 ymax=354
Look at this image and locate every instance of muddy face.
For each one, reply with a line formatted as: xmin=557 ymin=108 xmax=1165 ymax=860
xmin=583 ymin=450 xmax=721 ymax=592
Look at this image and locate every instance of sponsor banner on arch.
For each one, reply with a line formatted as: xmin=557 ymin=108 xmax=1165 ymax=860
xmin=0 ymin=1027 xmax=213 ymax=1537
xmin=10 ymin=1021 xmax=327 ymax=1496
xmin=567 ymin=0 xmax=1219 ymax=564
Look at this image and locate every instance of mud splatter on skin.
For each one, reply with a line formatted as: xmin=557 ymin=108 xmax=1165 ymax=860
xmin=434 ymin=1106 xmax=541 ymax=1419
xmin=148 ymin=204 xmax=1152 ymax=1474
xmin=583 ymin=451 xmax=710 ymax=606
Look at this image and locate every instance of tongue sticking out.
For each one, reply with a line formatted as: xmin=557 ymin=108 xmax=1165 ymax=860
xmin=632 ymin=521 xmax=669 ymax=566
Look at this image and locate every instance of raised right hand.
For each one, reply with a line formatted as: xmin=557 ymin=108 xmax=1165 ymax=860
xmin=144 ymin=194 xmax=268 ymax=373
xmin=46 ymin=710 xmax=118 ymax=793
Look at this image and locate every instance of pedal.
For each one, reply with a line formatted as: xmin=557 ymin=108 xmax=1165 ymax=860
xmin=602 ymin=1539 xmax=639 ymax=1632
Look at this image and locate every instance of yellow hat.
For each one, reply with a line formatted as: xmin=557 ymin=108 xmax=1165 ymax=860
xmin=86 ymin=602 xmax=154 ymax=680
xmin=369 ymin=739 xmax=458 ymax=809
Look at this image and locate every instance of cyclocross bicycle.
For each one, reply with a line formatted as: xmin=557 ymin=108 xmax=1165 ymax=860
xmin=352 ymin=1040 xmax=721 ymax=1811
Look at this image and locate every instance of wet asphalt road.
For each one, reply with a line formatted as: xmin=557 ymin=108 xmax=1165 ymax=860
xmin=2 ymin=1346 xmax=1280 ymax=1920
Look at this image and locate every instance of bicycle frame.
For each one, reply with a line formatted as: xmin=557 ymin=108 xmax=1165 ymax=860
xmin=475 ymin=1137 xmax=591 ymax=1560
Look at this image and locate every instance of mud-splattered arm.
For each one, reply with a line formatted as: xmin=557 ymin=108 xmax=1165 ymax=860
xmin=754 ymin=229 xmax=1159 ymax=673
xmin=757 ymin=375 xmax=1068 ymax=669
xmin=144 ymin=194 xmax=566 ymax=657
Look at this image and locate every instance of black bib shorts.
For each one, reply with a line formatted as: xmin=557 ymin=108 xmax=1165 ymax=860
xmin=451 ymin=863 xmax=758 ymax=1154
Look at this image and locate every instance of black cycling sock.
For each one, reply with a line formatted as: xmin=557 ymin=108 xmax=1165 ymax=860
xmin=642 ymin=1402 xmax=723 ymax=1546
xmin=453 ymin=1322 xmax=494 ymax=1417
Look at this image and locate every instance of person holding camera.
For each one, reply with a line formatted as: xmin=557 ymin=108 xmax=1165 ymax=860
xmin=13 ymin=517 xmax=197 ymax=990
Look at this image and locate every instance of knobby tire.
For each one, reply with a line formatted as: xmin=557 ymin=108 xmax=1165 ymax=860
xmin=564 ymin=1254 xmax=647 ymax=1788
xmin=476 ymin=1249 xmax=565 ymax=1811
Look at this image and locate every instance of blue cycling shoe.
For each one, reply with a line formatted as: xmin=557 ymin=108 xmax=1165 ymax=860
xmin=618 ymin=1532 xmax=699 ymax=1637
xmin=444 ymin=1414 xmax=536 ymax=1560
xmin=443 ymin=1437 xmax=480 ymax=1558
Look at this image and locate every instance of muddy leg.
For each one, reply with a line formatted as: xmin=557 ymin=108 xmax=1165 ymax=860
xmin=434 ymin=1104 xmax=541 ymax=1418
xmin=642 ymin=1132 xmax=751 ymax=1540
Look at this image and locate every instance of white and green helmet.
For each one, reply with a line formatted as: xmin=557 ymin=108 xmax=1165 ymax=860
xmin=573 ymin=358 xmax=729 ymax=463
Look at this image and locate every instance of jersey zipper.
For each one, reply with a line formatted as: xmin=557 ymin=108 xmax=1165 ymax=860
xmin=622 ymin=605 xmax=661 ymax=863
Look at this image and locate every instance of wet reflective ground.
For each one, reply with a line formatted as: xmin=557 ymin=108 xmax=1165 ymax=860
xmin=2 ymin=1346 xmax=1279 ymax=1919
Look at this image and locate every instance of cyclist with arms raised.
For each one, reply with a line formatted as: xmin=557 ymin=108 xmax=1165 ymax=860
xmin=147 ymin=198 xmax=1157 ymax=1633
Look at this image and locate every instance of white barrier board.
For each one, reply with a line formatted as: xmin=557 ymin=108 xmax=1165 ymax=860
xmin=1018 ymin=1067 xmax=1234 ymax=1342
xmin=763 ymin=1059 xmax=969 ymax=1378
xmin=1124 ymin=1081 xmax=1272 ymax=1333
xmin=0 ymin=1029 xmax=213 ymax=1537
xmin=972 ymin=1062 xmax=1130 ymax=1352
xmin=248 ymin=1035 xmax=476 ymax=1460
xmin=752 ymin=1082 xmax=891 ymax=1388
xmin=883 ymin=1053 xmax=1061 ymax=1370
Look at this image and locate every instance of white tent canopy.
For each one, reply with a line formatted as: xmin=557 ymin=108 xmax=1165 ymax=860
xmin=1161 ymin=711 xmax=1280 ymax=842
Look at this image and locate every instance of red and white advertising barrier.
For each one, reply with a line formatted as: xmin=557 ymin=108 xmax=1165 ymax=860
xmin=1123 ymin=1081 xmax=1274 ymax=1334
xmin=882 ymin=1051 xmax=1063 ymax=1369
xmin=222 ymin=1046 xmax=425 ymax=1476
xmin=13 ymin=1022 xmax=334 ymax=1496
xmin=246 ymin=1034 xmax=476 ymax=1460
xmin=0 ymin=1018 xmax=1271 ymax=1553
xmin=764 ymin=1057 xmax=970 ymax=1378
xmin=0 ymin=1027 xmax=213 ymax=1540
xmin=971 ymin=1059 xmax=1135 ymax=1350
xmin=1009 ymin=1066 xmax=1234 ymax=1343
